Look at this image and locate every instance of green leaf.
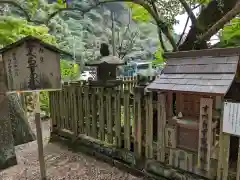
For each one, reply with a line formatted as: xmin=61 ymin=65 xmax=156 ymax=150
xmin=126 ymin=2 xmax=151 ymax=22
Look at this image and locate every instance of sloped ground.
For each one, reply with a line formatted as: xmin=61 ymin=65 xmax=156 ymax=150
xmin=0 ymin=119 xmax=143 ymax=180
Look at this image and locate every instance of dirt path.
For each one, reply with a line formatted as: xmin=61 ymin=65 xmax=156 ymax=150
xmin=0 ymin=120 xmax=143 ymax=180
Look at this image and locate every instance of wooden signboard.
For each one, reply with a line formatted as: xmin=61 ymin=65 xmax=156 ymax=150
xmin=1 ymin=37 xmax=61 ymax=93
xmin=0 ymin=36 xmax=64 ymax=180
xmin=223 ymin=102 xmax=240 ymax=136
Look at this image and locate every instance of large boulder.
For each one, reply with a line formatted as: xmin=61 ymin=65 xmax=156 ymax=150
xmin=0 ymin=96 xmax=17 ymax=170
xmin=8 ymin=94 xmax=36 ymax=146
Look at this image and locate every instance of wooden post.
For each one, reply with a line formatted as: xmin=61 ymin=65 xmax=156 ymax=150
xmin=135 ymin=91 xmax=142 ymax=156
xmin=78 ymin=85 xmax=84 ymax=134
xmin=236 ymin=139 xmax=240 ymax=180
xmin=59 ymin=89 xmax=64 ymax=130
xmin=99 ymin=88 xmax=105 ymax=141
xmin=217 ymin=110 xmax=224 ymax=180
xmin=145 ymin=93 xmax=149 ymax=158
xmin=55 ymin=91 xmax=60 ymax=130
xmin=107 ymin=88 xmax=113 ymax=144
xmin=222 ymin=134 xmax=230 ymax=180
xmin=63 ymin=86 xmax=68 ymax=129
xmin=72 ymin=84 xmax=78 ymax=136
xmin=217 ymin=101 xmax=230 ymax=180
xmin=157 ymin=92 xmax=166 ymax=162
xmin=124 ymin=90 xmax=130 ymax=150
xmin=34 ymin=91 xmax=46 ymax=180
xmin=84 ymin=86 xmax=91 ymax=136
xmin=148 ymin=92 xmax=153 ymax=158
xmin=198 ymin=98 xmax=213 ymax=173
xmin=91 ymin=88 xmax=97 ymax=138
xmin=115 ymin=89 xmax=121 ymax=147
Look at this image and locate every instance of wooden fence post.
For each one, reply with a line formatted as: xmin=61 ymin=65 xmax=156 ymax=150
xmin=91 ymin=88 xmax=97 ymax=138
xmin=77 ymin=84 xmax=84 ymax=134
xmin=135 ymin=91 xmax=142 ymax=156
xmin=145 ymin=92 xmax=153 ymax=159
xmin=71 ymin=84 xmax=78 ymax=136
xmin=124 ymin=90 xmax=131 ymax=150
xmin=115 ymin=89 xmax=121 ymax=147
xmin=84 ymin=86 xmax=91 ymax=136
xmin=99 ymin=88 xmax=105 ymax=141
xmin=157 ymin=92 xmax=166 ymax=162
xmin=106 ymin=88 xmax=113 ymax=144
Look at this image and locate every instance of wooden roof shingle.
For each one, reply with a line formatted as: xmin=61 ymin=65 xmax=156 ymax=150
xmin=147 ymin=48 xmax=240 ymax=95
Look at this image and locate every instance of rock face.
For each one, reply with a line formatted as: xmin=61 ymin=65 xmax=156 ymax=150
xmin=0 ymin=96 xmax=17 ymax=170
xmin=8 ymin=94 xmax=36 ymax=146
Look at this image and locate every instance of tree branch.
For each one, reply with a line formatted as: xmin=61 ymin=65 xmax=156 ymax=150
xmin=118 ymin=22 xmax=131 ymax=55
xmin=158 ymin=29 xmax=167 ymax=51
xmin=178 ymin=0 xmax=239 ymax=51
xmin=119 ymin=31 xmax=138 ymax=59
xmin=177 ymin=15 xmax=189 ymax=47
xmin=198 ymin=2 xmax=240 ymax=42
xmin=178 ymin=0 xmax=197 ymax=25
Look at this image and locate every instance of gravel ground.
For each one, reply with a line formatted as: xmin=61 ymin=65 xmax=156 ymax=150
xmin=0 ymin=119 xmax=143 ymax=180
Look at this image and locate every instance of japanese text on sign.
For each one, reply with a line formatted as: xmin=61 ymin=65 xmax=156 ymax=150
xmin=223 ymin=102 xmax=240 ymax=136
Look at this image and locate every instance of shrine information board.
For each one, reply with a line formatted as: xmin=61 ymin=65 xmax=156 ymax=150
xmin=2 ymin=40 xmax=61 ymax=93
xmin=223 ymin=102 xmax=240 ymax=136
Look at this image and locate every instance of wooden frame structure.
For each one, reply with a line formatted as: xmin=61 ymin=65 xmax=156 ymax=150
xmin=147 ymin=47 xmax=240 ymax=179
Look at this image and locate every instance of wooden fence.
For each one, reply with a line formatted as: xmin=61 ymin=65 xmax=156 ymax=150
xmin=49 ymin=82 xmax=158 ymax=153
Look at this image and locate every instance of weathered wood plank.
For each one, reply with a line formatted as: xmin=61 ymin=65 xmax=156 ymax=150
xmin=55 ymin=91 xmax=60 ymax=130
xmin=157 ymin=93 xmax=166 ymax=162
xmin=77 ymin=85 xmax=84 ymax=134
xmin=84 ymin=86 xmax=91 ymax=136
xmin=124 ymin=90 xmax=130 ymax=150
xmin=71 ymin=85 xmax=78 ymax=136
xmin=236 ymin=139 xmax=240 ymax=180
xmin=107 ymin=88 xmax=113 ymax=144
xmin=148 ymin=92 xmax=153 ymax=159
xmin=99 ymin=88 xmax=105 ymax=141
xmin=59 ymin=90 xmax=64 ymax=129
xmin=91 ymin=88 xmax=97 ymax=139
xmin=217 ymin=110 xmax=224 ymax=180
xmin=222 ymin=134 xmax=230 ymax=180
xmin=197 ymin=98 xmax=213 ymax=173
xmin=115 ymin=90 xmax=121 ymax=147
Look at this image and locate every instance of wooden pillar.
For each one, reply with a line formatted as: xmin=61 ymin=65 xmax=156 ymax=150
xmin=217 ymin=100 xmax=230 ymax=180
xmin=134 ymin=90 xmax=142 ymax=156
xmin=157 ymin=92 xmax=166 ymax=162
xmin=77 ymin=84 xmax=84 ymax=134
xmin=91 ymin=88 xmax=97 ymax=139
xmin=124 ymin=90 xmax=130 ymax=150
xmin=145 ymin=92 xmax=153 ymax=158
xmin=198 ymin=98 xmax=213 ymax=173
xmin=236 ymin=139 xmax=240 ymax=180
xmin=114 ymin=89 xmax=121 ymax=147
xmin=106 ymin=88 xmax=113 ymax=144
xmin=99 ymin=88 xmax=105 ymax=141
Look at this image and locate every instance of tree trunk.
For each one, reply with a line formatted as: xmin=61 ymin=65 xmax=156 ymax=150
xmin=178 ymin=0 xmax=238 ymax=51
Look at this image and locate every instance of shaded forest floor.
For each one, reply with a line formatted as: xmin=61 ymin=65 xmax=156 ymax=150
xmin=0 ymin=117 xmax=143 ymax=180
